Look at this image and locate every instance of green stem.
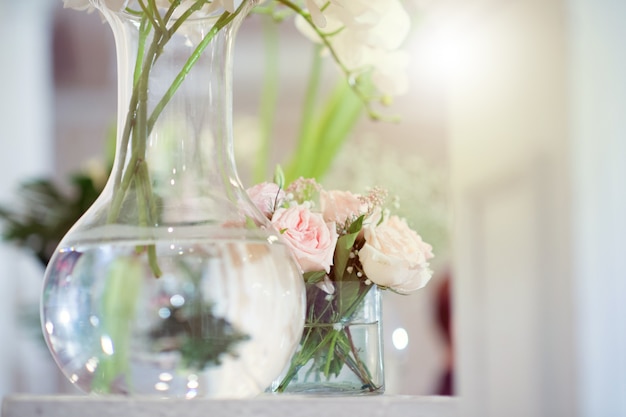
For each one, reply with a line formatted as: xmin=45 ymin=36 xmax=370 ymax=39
xmin=273 ymin=0 xmax=380 ymax=119
xmin=283 ymin=46 xmax=323 ymax=182
xmin=147 ymin=0 xmax=167 ymax=32
xmin=310 ymin=81 xmax=362 ymax=179
xmin=110 ymin=12 xmax=148 ymax=194
xmin=275 ymin=284 xmax=377 ymax=392
xmin=147 ymin=8 xmax=240 ymax=132
xmin=345 ymin=326 xmax=376 ymax=391
xmin=136 ymin=161 xmax=162 ymax=277
xmin=323 ymin=330 xmax=339 ymax=378
xmin=108 ymin=16 xmax=164 ymax=223
xmin=92 ymin=257 xmax=143 ymax=393
xmin=274 ymin=324 xmax=341 ymax=392
xmin=252 ymin=16 xmax=280 ymax=184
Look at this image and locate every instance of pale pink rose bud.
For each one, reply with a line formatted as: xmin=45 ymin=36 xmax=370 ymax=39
xmin=359 ymin=215 xmax=434 ymax=294
xmin=320 ymin=189 xmax=367 ymax=225
xmin=246 ymin=182 xmax=285 ymax=219
xmin=271 ymin=205 xmax=338 ymax=273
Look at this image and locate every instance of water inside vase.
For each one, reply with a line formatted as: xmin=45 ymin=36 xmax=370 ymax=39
xmin=42 ymin=226 xmax=303 ymax=398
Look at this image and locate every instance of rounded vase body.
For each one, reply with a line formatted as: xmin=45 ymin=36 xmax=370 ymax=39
xmin=42 ymin=0 xmax=305 ymax=398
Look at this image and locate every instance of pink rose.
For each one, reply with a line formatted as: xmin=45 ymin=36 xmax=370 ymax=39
xmin=320 ymin=189 xmax=367 ymax=225
xmin=246 ymin=182 xmax=285 ymax=218
xmin=358 ymin=215 xmax=434 ymax=294
xmin=271 ymin=205 xmax=338 ymax=273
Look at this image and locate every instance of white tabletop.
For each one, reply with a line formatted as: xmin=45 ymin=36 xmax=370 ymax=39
xmin=2 ymin=395 xmax=458 ymax=417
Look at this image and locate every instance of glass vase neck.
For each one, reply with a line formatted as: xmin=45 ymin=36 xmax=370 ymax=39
xmin=90 ymin=0 xmax=262 ymax=231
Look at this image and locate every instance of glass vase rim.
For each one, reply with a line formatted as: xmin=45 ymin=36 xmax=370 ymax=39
xmin=91 ymin=0 xmax=252 ymax=25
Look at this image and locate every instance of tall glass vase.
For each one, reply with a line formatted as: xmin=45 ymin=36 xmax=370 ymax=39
xmin=41 ymin=0 xmax=305 ymax=398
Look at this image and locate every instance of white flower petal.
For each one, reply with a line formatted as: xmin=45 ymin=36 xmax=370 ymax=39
xmin=306 ymin=0 xmax=328 ymax=28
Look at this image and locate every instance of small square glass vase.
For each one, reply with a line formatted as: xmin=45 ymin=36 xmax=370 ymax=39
xmin=271 ymin=282 xmax=384 ymax=395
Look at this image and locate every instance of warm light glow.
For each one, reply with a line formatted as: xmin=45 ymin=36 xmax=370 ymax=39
xmin=158 ymin=307 xmax=172 ymax=319
xmin=58 ymin=309 xmax=71 ymax=325
xmin=100 ymin=335 xmax=114 ymax=356
xmin=392 ymin=328 xmax=409 ymax=350
xmin=159 ymin=372 xmax=173 ymax=382
xmin=85 ymin=357 xmax=99 ymax=373
xmin=170 ymin=294 xmax=185 ymax=307
xmin=409 ymin=13 xmax=486 ymax=86
xmin=155 ymin=382 xmax=169 ymax=391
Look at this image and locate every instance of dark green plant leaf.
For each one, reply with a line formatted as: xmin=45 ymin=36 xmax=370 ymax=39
xmin=0 ymin=171 xmax=108 ymax=266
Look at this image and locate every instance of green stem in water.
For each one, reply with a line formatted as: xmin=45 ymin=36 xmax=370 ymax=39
xmin=92 ymin=257 xmax=143 ymax=393
xmin=136 ymin=161 xmax=162 ymax=277
xmin=323 ymin=330 xmax=339 ymax=378
xmin=345 ymin=326 xmax=376 ymax=390
xmin=275 ymin=284 xmax=377 ymax=392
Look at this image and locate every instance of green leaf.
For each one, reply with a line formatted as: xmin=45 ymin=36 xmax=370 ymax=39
xmin=347 ymin=214 xmax=365 ymax=236
xmin=178 ymin=310 xmax=250 ymax=370
xmin=273 ymin=164 xmax=285 ymax=189
xmin=245 ymin=216 xmax=258 ymax=229
xmin=304 ymin=270 xmax=326 ymax=284
xmin=332 ymin=226 xmax=361 ymax=280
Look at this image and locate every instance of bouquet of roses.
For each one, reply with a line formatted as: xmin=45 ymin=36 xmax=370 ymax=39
xmin=247 ymin=175 xmax=434 ymax=392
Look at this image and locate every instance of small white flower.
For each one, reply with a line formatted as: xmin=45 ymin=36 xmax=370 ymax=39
xmin=305 ymin=0 xmax=328 ymax=28
xmin=316 ymin=274 xmax=336 ymax=295
xmin=295 ymin=0 xmax=412 ymax=97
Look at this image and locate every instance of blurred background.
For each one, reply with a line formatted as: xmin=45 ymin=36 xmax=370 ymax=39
xmin=1 ymin=0 xmax=625 ymax=416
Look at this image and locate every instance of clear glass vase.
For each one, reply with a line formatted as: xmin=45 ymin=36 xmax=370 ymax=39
xmin=41 ymin=0 xmax=305 ymax=398
xmin=271 ymin=282 xmax=384 ymax=395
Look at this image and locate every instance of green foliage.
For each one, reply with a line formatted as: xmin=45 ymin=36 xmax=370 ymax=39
xmin=274 ymin=281 xmax=377 ymax=392
xmin=0 ymin=173 xmax=105 ymax=266
xmin=150 ymin=305 xmax=250 ymax=370
xmin=303 ymin=270 xmax=326 ymax=284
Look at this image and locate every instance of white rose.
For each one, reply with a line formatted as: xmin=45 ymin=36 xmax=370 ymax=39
xmin=359 ymin=215 xmax=434 ymax=294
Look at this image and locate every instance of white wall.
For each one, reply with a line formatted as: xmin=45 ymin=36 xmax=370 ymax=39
xmin=569 ymin=0 xmax=626 ymax=415
xmin=0 ymin=0 xmax=58 ymax=397
xmin=449 ymin=0 xmax=626 ymax=416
